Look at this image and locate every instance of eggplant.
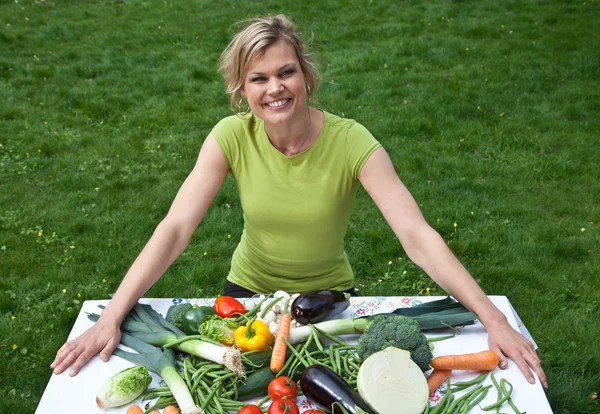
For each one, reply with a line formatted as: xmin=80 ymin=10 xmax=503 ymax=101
xmin=300 ymin=365 xmax=376 ymax=414
xmin=291 ymin=290 xmax=350 ymax=324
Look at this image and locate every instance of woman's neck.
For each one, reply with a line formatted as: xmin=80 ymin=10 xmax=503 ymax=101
xmin=264 ymin=106 xmax=313 ymax=156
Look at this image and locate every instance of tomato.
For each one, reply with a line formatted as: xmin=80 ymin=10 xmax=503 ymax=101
xmin=302 ymin=411 xmax=326 ymax=414
xmin=213 ymin=296 xmax=247 ymax=318
xmin=268 ymin=399 xmax=300 ymax=414
xmin=237 ymin=405 xmax=263 ymax=414
xmin=268 ymin=376 xmax=298 ymax=402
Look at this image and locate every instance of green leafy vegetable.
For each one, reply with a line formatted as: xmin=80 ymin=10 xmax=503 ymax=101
xmin=199 ymin=315 xmax=238 ymax=345
xmin=95 ymin=365 xmax=152 ymax=409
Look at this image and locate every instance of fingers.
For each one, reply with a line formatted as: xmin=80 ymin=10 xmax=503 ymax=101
xmin=50 ymin=333 xmax=112 ymax=376
xmin=68 ymin=347 xmax=98 ymax=376
xmin=521 ymin=345 xmax=548 ymax=388
xmin=50 ymin=340 xmax=85 ymax=375
xmin=489 ymin=345 xmax=508 ymax=370
xmin=99 ymin=335 xmax=120 ymax=362
xmin=492 ymin=336 xmax=548 ymax=389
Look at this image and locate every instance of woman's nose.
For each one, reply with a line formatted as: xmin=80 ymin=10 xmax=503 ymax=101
xmin=267 ymin=78 xmax=284 ymax=94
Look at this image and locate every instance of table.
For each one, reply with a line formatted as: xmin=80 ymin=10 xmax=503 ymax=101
xmin=36 ymin=296 xmax=552 ymax=413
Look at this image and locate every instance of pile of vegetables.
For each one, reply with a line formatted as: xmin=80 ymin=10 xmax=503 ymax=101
xmin=89 ymin=293 xmax=529 ymax=414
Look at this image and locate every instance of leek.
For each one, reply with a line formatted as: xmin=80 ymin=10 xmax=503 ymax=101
xmin=115 ymin=334 xmax=204 ymax=414
xmin=287 ymin=297 xmax=477 ymax=344
xmin=88 ymin=303 xmax=244 ymax=376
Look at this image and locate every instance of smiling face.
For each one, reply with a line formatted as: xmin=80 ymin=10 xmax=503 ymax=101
xmin=240 ymin=40 xmax=308 ymax=125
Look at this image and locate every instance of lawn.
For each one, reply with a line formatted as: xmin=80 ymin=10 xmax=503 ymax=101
xmin=0 ymin=0 xmax=598 ymax=413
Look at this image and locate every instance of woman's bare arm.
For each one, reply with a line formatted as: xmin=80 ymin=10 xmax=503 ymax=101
xmin=51 ymin=133 xmax=229 ymax=376
xmin=359 ymin=147 xmax=547 ymax=387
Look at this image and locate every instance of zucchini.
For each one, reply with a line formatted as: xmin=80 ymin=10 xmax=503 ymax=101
xmin=238 ymin=343 xmax=320 ymax=399
xmin=237 ymin=367 xmax=276 ymax=400
xmin=243 ymin=350 xmax=274 ymax=370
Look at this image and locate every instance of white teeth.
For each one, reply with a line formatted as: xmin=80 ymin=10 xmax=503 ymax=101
xmin=266 ymin=99 xmax=289 ymax=107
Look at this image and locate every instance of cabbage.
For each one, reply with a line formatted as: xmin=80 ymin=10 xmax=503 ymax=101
xmin=357 ymin=347 xmax=429 ymax=414
xmin=96 ymin=365 xmax=152 ymax=409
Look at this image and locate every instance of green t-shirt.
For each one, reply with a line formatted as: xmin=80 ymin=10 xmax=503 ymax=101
xmin=212 ymin=110 xmax=380 ymax=294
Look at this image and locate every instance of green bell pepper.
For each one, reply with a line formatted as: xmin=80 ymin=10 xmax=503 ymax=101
xmin=182 ymin=305 xmax=216 ymax=335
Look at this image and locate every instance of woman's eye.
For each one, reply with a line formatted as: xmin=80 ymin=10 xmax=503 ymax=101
xmin=251 ymin=77 xmax=265 ymax=82
xmin=281 ymin=69 xmax=295 ymax=76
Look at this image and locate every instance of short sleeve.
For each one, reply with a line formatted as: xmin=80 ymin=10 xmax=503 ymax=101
xmin=211 ymin=115 xmax=246 ymax=172
xmin=344 ymin=122 xmax=381 ymax=179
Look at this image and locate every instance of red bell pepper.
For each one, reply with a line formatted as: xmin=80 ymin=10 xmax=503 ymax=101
xmin=213 ymin=296 xmax=247 ymax=318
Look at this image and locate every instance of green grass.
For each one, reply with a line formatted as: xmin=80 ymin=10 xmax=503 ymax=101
xmin=1 ymin=0 xmax=598 ymax=412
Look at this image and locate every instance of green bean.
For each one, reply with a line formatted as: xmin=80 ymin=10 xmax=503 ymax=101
xmin=445 ymin=390 xmax=465 ymax=413
xmin=278 ymin=346 xmax=298 ymax=377
xmin=309 ymin=325 xmax=326 ymax=354
xmin=342 ymin=353 xmax=352 ymax=376
xmin=239 ymin=294 xmax=273 ymax=323
xmin=191 ymin=371 xmax=210 ymax=393
xmin=427 ymin=334 xmax=457 ymax=342
xmin=289 ymin=359 xmax=305 ymax=380
xmin=145 ymin=396 xmax=177 ymax=412
xmin=259 ymin=296 xmax=281 ymax=318
xmin=450 ymin=372 xmax=490 ymax=392
xmin=307 ymin=354 xmax=329 ymax=367
xmin=462 ymin=385 xmax=491 ymax=413
xmin=257 ymin=395 xmax=270 ymax=406
xmin=347 ymin=359 xmax=361 ymax=372
xmin=488 ymin=374 xmax=503 ymax=414
xmin=335 ymin=348 xmax=342 ymax=375
xmin=327 ymin=343 xmax=337 ymax=372
xmin=429 ymin=382 xmax=451 ymax=414
xmin=200 ymin=380 xmax=220 ymax=408
xmin=434 ymin=395 xmax=453 ymax=414
xmin=481 ymin=378 xmax=513 ymax=411
xmin=500 ymin=379 xmax=524 ymax=414
xmin=283 ymin=337 xmax=310 ymax=367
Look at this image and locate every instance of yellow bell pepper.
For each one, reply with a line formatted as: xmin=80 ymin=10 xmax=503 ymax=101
xmin=234 ymin=319 xmax=273 ymax=352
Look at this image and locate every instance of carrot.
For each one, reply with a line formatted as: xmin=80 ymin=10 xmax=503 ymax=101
xmin=163 ymin=405 xmax=181 ymax=414
xmin=426 ymin=368 xmax=452 ymax=395
xmin=270 ymin=299 xmax=292 ymax=373
xmin=125 ymin=406 xmax=144 ymax=414
xmin=430 ymin=350 xmax=499 ymax=371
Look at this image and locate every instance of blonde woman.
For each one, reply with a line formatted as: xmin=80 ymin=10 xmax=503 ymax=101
xmin=51 ymin=15 xmax=547 ymax=388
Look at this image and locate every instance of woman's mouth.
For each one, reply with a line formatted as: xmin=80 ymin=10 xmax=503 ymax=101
xmin=264 ymin=98 xmax=291 ymax=110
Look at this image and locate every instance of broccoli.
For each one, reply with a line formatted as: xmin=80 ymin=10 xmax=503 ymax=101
xmin=356 ymin=315 xmax=433 ymax=372
xmin=165 ymin=302 xmax=194 ymax=330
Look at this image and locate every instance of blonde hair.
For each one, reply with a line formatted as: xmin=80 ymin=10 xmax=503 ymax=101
xmin=218 ymin=14 xmax=320 ymax=114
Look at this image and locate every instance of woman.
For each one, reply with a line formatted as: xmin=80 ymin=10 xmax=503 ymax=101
xmin=51 ymin=14 xmax=547 ymax=388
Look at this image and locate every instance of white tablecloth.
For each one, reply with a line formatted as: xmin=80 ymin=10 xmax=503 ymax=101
xmin=36 ymin=296 xmax=552 ymax=413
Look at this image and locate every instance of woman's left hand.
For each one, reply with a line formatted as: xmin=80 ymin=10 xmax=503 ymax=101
xmin=485 ymin=318 xmax=548 ymax=388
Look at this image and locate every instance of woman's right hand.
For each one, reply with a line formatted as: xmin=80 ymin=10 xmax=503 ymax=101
xmin=50 ymin=316 xmax=122 ymax=377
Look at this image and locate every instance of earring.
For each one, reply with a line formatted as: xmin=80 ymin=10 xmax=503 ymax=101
xmin=236 ymin=96 xmax=250 ymax=115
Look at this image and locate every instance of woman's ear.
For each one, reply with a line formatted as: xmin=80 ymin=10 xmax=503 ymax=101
xmin=240 ymin=88 xmax=246 ymax=98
